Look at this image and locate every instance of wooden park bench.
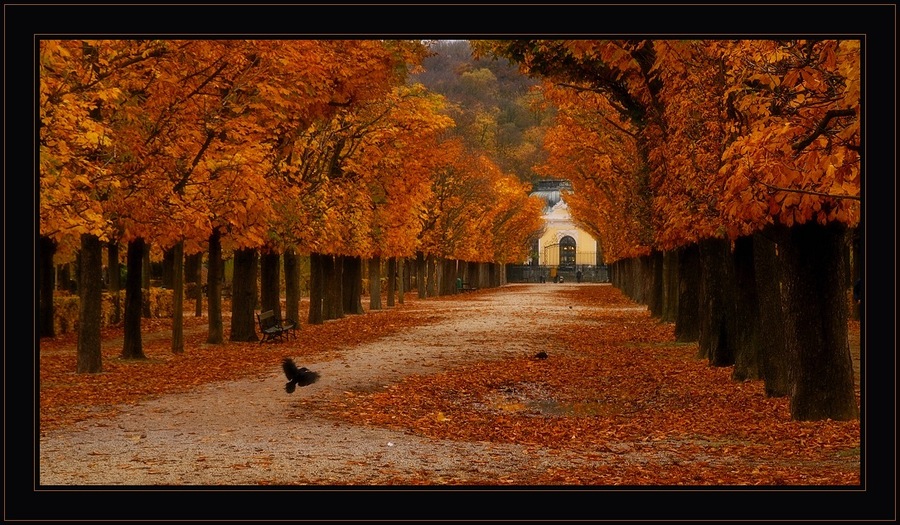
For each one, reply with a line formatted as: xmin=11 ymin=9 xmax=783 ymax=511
xmin=256 ymin=310 xmax=296 ymax=344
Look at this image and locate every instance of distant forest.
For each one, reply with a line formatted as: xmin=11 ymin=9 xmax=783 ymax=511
xmin=412 ymin=40 xmax=553 ymax=186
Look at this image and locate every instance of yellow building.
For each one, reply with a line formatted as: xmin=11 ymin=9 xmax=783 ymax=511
xmin=528 ymin=180 xmax=604 ymax=281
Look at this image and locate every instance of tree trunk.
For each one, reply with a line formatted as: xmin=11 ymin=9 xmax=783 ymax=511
xmin=308 ymin=252 xmax=324 ymax=325
xmin=778 ymin=222 xmax=858 ymax=421
xmin=260 ymin=251 xmax=281 ymax=318
xmin=753 ymin=228 xmax=791 ymax=397
xmin=731 ymin=235 xmax=761 ymax=382
xmin=697 ymin=238 xmax=736 ymax=366
xmin=848 ymin=226 xmax=861 ymax=321
xmin=284 ymin=249 xmax=301 ymax=326
xmin=141 ymin=242 xmax=151 ymax=318
xmin=639 ymin=255 xmax=652 ymax=305
xmin=661 ymin=250 xmax=679 ymax=324
xmin=343 ymin=255 xmax=364 ymax=315
xmin=77 ymin=233 xmax=103 ymax=372
xmin=39 ymin=235 xmax=57 ymax=338
xmin=397 ymin=257 xmax=406 ymax=304
xmin=230 ymin=248 xmax=259 ymax=342
xmin=171 ymin=241 xmax=185 ymax=354
xmin=206 ymin=229 xmax=224 ymax=344
xmin=440 ymin=258 xmax=456 ymax=295
xmin=369 ymin=256 xmax=382 ymax=311
xmin=185 ymin=252 xmax=203 ymax=318
xmin=416 ymin=251 xmax=426 ymax=299
xmin=426 ymin=255 xmax=437 ymax=297
xmin=107 ymin=241 xmax=122 ymax=324
xmin=386 ymin=257 xmax=397 ymax=307
xmin=648 ymin=250 xmax=664 ymax=318
xmin=323 ymin=255 xmax=344 ymax=321
xmin=57 ymin=262 xmax=71 ymax=292
xmin=121 ymin=237 xmax=146 ymax=359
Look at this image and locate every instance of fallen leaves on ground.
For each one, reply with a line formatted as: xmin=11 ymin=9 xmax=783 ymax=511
xmin=39 ymin=285 xmax=861 ymax=486
xmin=313 ymin=286 xmax=861 ymax=486
xmin=39 ymin=297 xmax=444 ymax=433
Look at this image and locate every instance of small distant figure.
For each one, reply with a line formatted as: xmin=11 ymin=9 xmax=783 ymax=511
xmin=576 ymin=269 xmax=583 ymax=283
xmin=534 ymin=351 xmax=548 ymax=360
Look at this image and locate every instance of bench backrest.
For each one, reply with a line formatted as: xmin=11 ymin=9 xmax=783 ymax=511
xmin=257 ymin=310 xmax=278 ymax=329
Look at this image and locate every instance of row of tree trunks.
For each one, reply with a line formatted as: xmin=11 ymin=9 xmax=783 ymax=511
xmin=610 ymin=223 xmax=859 ymax=421
xmin=46 ymin=228 xmax=505 ymax=377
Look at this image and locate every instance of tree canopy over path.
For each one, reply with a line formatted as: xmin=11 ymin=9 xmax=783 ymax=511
xmin=13 ymin=3 xmax=895 ymax=519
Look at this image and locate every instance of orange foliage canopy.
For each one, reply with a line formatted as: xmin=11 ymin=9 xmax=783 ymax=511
xmin=476 ymin=39 xmax=860 ymax=263
xmin=417 ymin=138 xmax=544 ymax=263
xmin=41 ymin=39 xmax=543 ymax=266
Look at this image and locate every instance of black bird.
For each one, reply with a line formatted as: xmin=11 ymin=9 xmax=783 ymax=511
xmin=534 ymin=351 xmax=548 ymax=360
xmin=282 ymin=358 xmax=320 ymax=393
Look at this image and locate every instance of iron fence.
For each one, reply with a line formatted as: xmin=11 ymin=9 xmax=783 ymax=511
xmin=505 ymin=264 xmax=609 ymax=283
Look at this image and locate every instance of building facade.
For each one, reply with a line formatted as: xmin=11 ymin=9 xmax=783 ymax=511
xmin=507 ymin=179 xmax=607 ymax=283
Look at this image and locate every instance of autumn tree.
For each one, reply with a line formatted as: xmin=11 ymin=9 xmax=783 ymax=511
xmin=252 ymin=40 xmax=434 ymax=325
xmin=478 ymin=39 xmax=860 ymax=421
xmin=39 ymin=39 xmax=171 ymax=368
xmin=718 ymin=40 xmax=860 ymax=420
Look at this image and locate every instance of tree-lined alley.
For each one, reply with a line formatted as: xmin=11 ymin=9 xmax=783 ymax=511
xmin=40 ymin=38 xmax=862 ymax=425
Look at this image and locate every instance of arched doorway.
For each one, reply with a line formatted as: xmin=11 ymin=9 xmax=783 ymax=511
xmin=559 ymin=236 xmax=576 ymax=268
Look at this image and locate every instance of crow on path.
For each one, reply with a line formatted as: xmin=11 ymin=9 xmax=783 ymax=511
xmin=282 ymin=358 xmax=320 ymax=393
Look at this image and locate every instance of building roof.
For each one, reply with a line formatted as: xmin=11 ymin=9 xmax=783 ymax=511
xmin=530 ymin=179 xmax=573 ymax=211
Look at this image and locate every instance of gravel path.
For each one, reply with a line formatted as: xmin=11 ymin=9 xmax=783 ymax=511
xmin=39 ymin=283 xmax=612 ymax=486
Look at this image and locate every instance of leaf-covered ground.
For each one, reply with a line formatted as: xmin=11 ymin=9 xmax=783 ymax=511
xmin=38 ymin=284 xmax=861 ymax=486
xmin=39 ymin=293 xmax=443 ymax=433
xmin=311 ymin=286 xmax=861 ymax=485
